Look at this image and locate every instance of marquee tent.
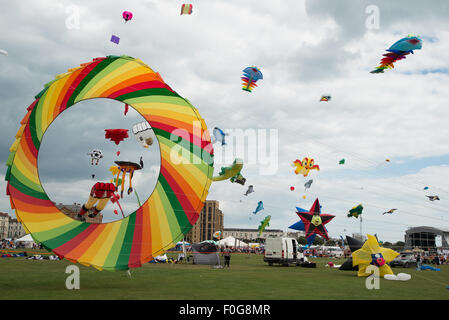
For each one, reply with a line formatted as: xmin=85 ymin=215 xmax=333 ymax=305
xmin=218 ymin=236 xmax=249 ymax=248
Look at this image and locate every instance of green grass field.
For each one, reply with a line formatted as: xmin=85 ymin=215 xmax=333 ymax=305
xmin=0 ymin=252 xmax=448 ymax=300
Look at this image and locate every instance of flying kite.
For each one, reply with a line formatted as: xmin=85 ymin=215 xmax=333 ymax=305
xmin=253 ymin=201 xmax=264 ymax=214
xmin=241 ymin=66 xmax=263 ymax=92
xmin=230 ymin=173 xmax=246 ymax=185
xmin=423 ymin=186 xmax=429 ymax=190
xmin=352 ymin=234 xmax=399 ymax=277
xmin=105 ymin=129 xmax=129 ymax=145
xmin=339 ymin=235 xmax=345 ymax=248
xmin=296 ymin=198 xmax=334 ymax=240
xmin=304 ymin=179 xmax=313 ymax=191
xmin=258 ymin=215 xmax=271 ymax=236
xmin=382 ymin=208 xmax=398 ymax=215
xmin=244 ymin=185 xmax=254 ymax=196
xmin=133 ymin=122 xmax=154 ymax=148
xmin=110 ymin=193 xmax=125 ymax=218
xmin=180 ymin=4 xmax=193 ymax=15
xmin=77 ymin=182 xmax=118 ymax=221
xmin=110 ymin=35 xmax=120 ymax=45
xmin=122 ymin=11 xmax=133 ymax=22
xmin=290 ymin=186 xmax=295 ymax=191
xmin=213 ymin=231 xmax=222 ymax=240
xmin=288 ymin=212 xmax=317 ymax=248
xmin=109 ymin=165 xmax=123 ymax=186
xmin=426 ymin=195 xmax=440 ymax=201
xmin=339 ymin=159 xmax=345 ymax=165
xmin=293 ymin=157 xmax=320 ymax=177
xmin=212 ymin=127 xmax=228 ymax=146
xmin=212 ymin=158 xmax=244 ymax=183
xmin=320 ymin=95 xmax=331 ymax=102
xmin=348 ymin=204 xmax=363 ymax=218
xmin=370 ymin=35 xmax=422 ymax=74
xmin=114 ymin=158 xmax=143 ymax=198
xmin=0 ymin=49 xmax=8 ymax=56
xmin=87 ymin=149 xmax=103 ymax=165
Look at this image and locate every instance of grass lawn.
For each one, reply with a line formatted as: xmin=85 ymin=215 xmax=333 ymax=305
xmin=0 ymin=252 xmax=448 ymax=300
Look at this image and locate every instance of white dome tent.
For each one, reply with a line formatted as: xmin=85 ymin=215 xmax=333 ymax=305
xmin=218 ymin=236 xmax=249 ymax=248
xmin=14 ymin=234 xmax=36 ymax=248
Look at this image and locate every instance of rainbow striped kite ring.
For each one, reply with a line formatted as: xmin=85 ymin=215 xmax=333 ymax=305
xmin=5 ymin=55 xmax=214 ymax=271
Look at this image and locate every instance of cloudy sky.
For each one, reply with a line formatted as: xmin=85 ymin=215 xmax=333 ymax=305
xmin=1 ymin=0 xmax=449 ymax=243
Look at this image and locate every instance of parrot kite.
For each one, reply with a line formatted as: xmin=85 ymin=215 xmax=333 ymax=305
xmin=370 ymin=35 xmax=422 ymax=74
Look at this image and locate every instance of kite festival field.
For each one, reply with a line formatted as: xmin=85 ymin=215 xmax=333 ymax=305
xmin=0 ymin=251 xmax=448 ymax=300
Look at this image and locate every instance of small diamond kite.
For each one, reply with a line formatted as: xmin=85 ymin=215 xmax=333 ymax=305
xmin=110 ymin=35 xmax=120 ymax=44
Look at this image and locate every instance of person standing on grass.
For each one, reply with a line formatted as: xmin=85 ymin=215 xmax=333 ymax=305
xmin=416 ymin=253 xmax=422 ymax=270
xmin=223 ymin=245 xmax=232 ymax=268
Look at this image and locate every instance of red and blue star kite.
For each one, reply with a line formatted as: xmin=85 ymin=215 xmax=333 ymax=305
xmin=296 ymin=198 xmax=335 ymax=240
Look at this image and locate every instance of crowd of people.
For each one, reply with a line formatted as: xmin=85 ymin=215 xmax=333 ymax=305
xmin=416 ymin=253 xmax=448 ymax=266
xmin=1 ymin=239 xmax=42 ymax=250
xmin=1 ymin=239 xmax=15 ymax=249
xmin=217 ymin=247 xmax=265 ymax=254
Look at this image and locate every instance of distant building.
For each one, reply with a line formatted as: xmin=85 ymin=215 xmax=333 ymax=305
xmin=0 ymin=212 xmax=26 ymax=240
xmin=404 ymin=226 xmax=449 ymax=252
xmin=223 ymin=228 xmax=304 ymax=242
xmin=0 ymin=212 xmax=10 ymax=240
xmin=185 ymin=200 xmax=223 ymax=243
xmin=8 ymin=218 xmax=26 ymax=239
xmin=55 ymin=203 xmax=103 ymax=224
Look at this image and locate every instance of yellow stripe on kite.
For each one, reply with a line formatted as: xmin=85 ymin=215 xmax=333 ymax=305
xmin=78 ymin=223 xmax=120 ymax=267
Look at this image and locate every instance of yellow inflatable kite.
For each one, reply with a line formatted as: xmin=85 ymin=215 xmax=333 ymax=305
xmin=293 ymin=157 xmax=320 ymax=177
xmin=352 ymin=234 xmax=399 ymax=277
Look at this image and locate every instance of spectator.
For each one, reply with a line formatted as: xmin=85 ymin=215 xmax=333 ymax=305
xmin=416 ymin=253 xmax=422 ymax=270
xmin=433 ymin=255 xmax=440 ymax=265
xmin=222 ymin=245 xmax=232 ymax=268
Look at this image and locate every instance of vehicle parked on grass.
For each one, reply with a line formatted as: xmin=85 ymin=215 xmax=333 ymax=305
xmin=321 ymin=246 xmax=344 ymax=258
xmin=263 ymin=237 xmax=304 ymax=266
xmin=391 ymin=252 xmax=417 ymax=268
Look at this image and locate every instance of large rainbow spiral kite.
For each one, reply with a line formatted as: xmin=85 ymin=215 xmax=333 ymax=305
xmin=5 ymin=55 xmax=214 ymax=271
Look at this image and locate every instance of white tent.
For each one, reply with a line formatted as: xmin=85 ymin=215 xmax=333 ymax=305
xmin=15 ymin=234 xmax=34 ymax=242
xmin=14 ymin=234 xmax=35 ymax=248
xmin=218 ymin=236 xmax=249 ymax=248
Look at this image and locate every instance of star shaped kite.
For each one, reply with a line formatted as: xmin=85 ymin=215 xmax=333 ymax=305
xmin=296 ymin=198 xmax=334 ymax=240
xmin=352 ymin=234 xmax=399 ymax=277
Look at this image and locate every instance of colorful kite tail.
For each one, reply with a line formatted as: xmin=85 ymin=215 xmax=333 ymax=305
xmin=241 ymin=77 xmax=258 ymax=92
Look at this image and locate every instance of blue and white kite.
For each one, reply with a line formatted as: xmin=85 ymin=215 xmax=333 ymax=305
xmin=253 ymin=201 xmax=264 ymax=214
xmin=212 ymin=127 xmax=228 ymax=146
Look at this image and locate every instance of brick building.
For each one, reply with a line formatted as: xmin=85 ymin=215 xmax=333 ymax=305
xmin=185 ymin=200 xmax=223 ymax=243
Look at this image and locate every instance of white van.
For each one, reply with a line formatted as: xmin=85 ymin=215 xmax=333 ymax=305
xmin=322 ymin=246 xmax=344 ymax=258
xmin=264 ymin=237 xmax=304 ymax=266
